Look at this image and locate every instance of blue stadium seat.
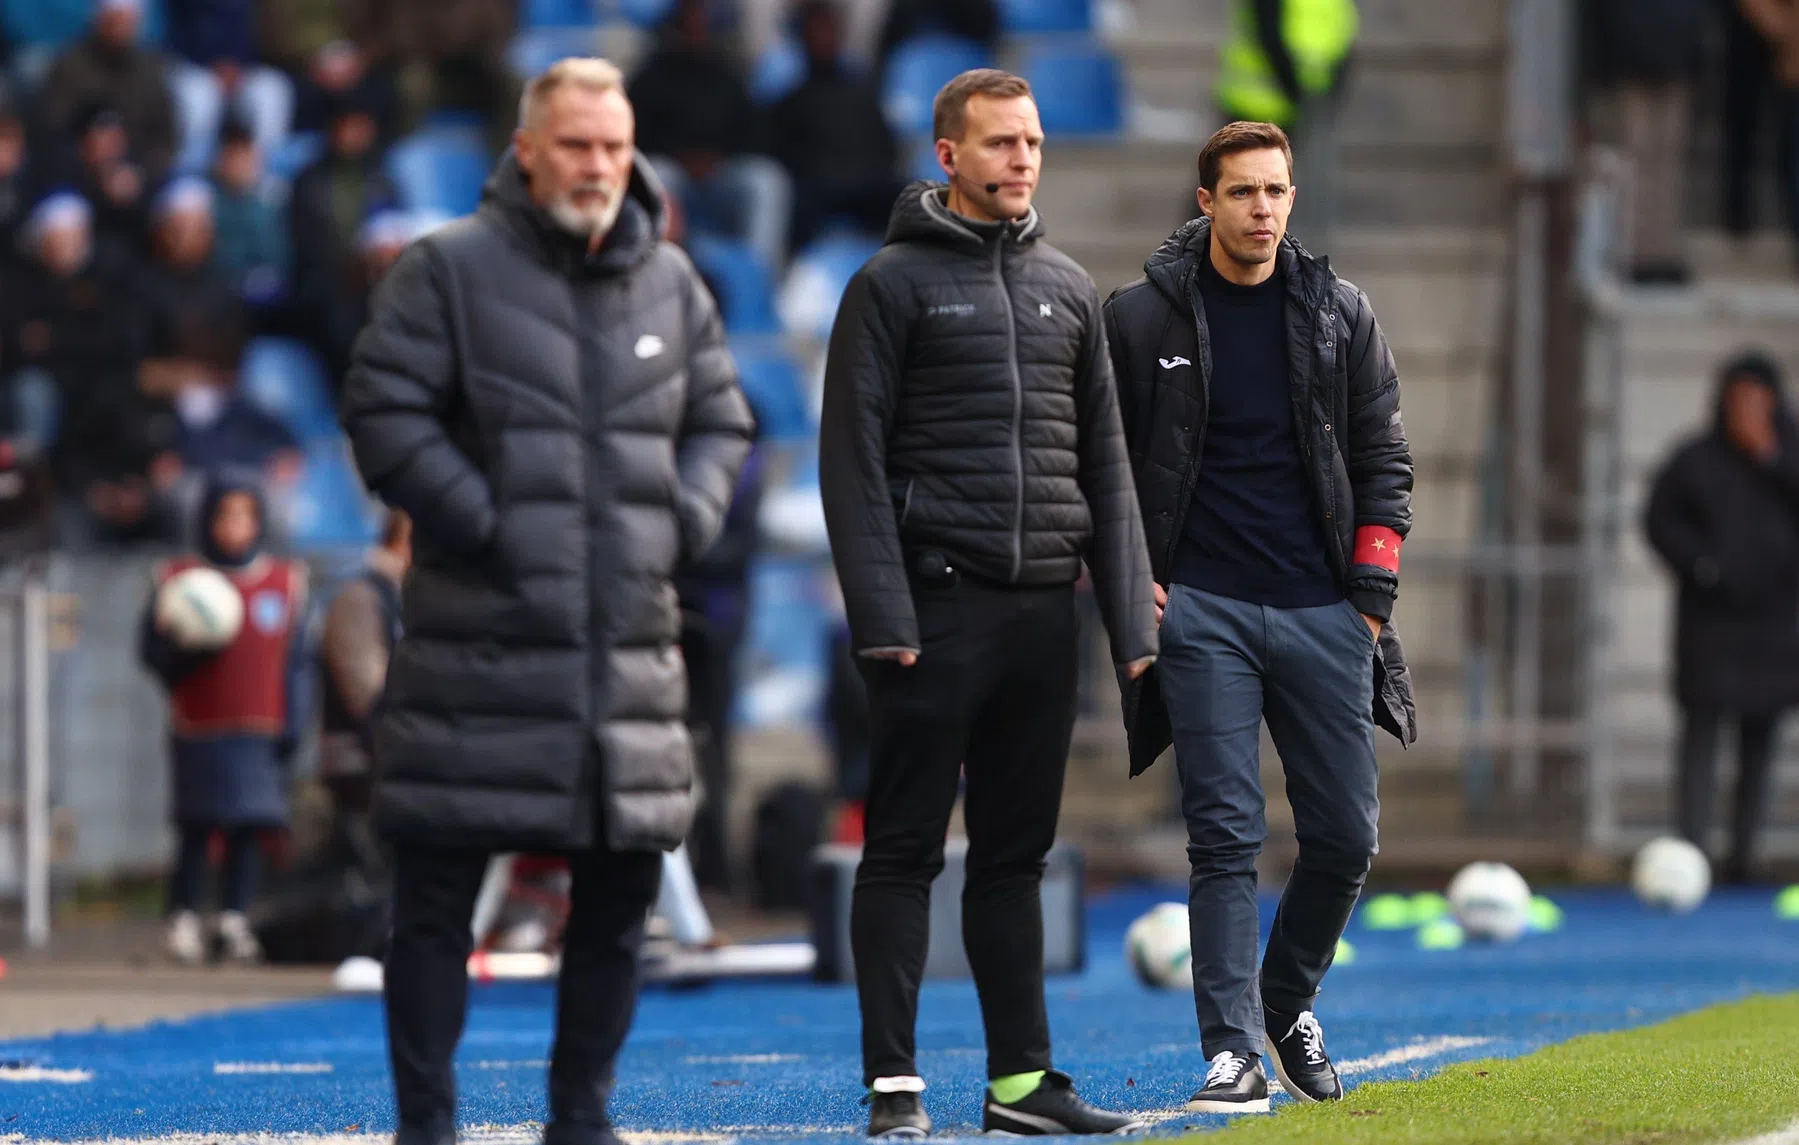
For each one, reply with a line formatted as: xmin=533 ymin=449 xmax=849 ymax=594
xmin=687 ymin=235 xmax=780 ymax=335
xmin=1021 ymin=44 xmax=1125 ymax=136
xmin=613 ymin=0 xmax=674 ymax=27
xmin=386 ymin=126 xmax=491 ymax=216
xmin=729 ymin=337 xmax=811 ymax=440
xmin=507 ymin=26 xmax=603 ymax=79
xmin=881 ymin=35 xmax=993 ymax=135
xmin=999 ymin=0 xmax=1093 ymax=33
xmin=523 ymin=0 xmax=596 ymax=29
xmin=240 ymin=338 xmax=338 ymax=441
xmin=2 ymin=0 xmax=159 ymax=48
xmin=750 ymin=34 xmax=807 ymax=104
xmin=287 ymin=442 xmax=383 ymax=549
xmin=776 ymin=233 xmax=882 ymax=341
xmin=266 ymin=131 xmax=324 ymax=181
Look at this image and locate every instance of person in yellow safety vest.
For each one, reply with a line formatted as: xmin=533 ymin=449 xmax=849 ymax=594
xmin=1215 ymin=0 xmax=1358 ymax=130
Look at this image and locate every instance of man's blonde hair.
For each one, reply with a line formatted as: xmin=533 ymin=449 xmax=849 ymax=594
xmin=517 ymin=57 xmax=627 ymax=132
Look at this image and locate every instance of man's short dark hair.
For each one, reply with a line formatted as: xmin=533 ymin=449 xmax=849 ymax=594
xmin=1197 ymin=120 xmax=1294 ymax=192
xmin=932 ymin=68 xmax=1033 ymax=143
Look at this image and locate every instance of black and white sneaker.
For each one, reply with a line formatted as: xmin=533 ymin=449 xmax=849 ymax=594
xmin=864 ymin=1091 xmax=931 ymax=1138
xmin=1263 ymin=1008 xmax=1343 ymax=1103
xmin=1185 ymin=1052 xmax=1270 ymax=1114
xmin=981 ymin=1069 xmax=1146 ymax=1135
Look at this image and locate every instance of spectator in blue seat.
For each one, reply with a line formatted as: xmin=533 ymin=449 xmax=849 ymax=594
xmin=874 ymin=0 xmax=998 ymax=81
xmin=210 ymin=115 xmax=290 ymax=312
xmin=774 ymin=0 xmax=904 ymax=253
xmin=3 ymin=193 xmax=181 ymax=546
xmin=165 ymin=0 xmax=296 ymax=173
xmin=51 ymin=103 xmax=151 ymax=255
xmin=258 ymin=0 xmax=399 ymax=140
xmin=288 ymin=87 xmax=395 ymax=373
xmin=317 ymin=207 xmax=412 ymax=388
xmin=36 ymin=0 xmax=178 ymax=183
xmin=630 ymin=0 xmax=793 ymax=269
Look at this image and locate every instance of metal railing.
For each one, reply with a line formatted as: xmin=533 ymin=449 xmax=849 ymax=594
xmin=0 ymin=559 xmax=54 ymax=949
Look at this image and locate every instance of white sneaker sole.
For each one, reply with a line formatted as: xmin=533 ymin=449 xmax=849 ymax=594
xmin=869 ymin=1127 xmax=928 ymax=1139
xmin=1184 ymin=1097 xmax=1271 ymax=1114
xmin=1265 ymin=1042 xmax=1339 ymax=1105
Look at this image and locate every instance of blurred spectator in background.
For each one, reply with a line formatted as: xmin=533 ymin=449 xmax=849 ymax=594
xmin=140 ymin=473 xmax=310 ymax=964
xmin=210 ymin=114 xmax=291 ymax=313
xmin=1722 ymin=0 xmax=1775 ymax=239
xmin=1645 ymin=353 xmax=1799 ymax=884
xmin=1214 ymin=0 xmax=1357 ymax=256
xmin=3 ymin=191 xmax=179 ymax=545
xmin=37 ymin=0 xmax=178 ymax=184
xmin=631 ymin=0 xmax=792 ymax=270
xmin=874 ymin=0 xmax=998 ymax=79
xmin=0 ymin=95 xmax=32 ymax=259
xmin=774 ymin=0 xmax=903 ymax=253
xmin=259 ymin=0 xmax=398 ymax=138
xmin=318 ymin=207 xmax=412 ymax=387
xmin=1741 ymin=0 xmax=1799 ymax=267
xmin=677 ymin=442 xmax=766 ymax=891
xmin=288 ymin=87 xmax=396 ymax=378
xmin=165 ymin=0 xmax=296 ymax=172
xmin=1591 ymin=0 xmax=1704 ymax=285
xmin=389 ymin=0 xmax=519 ymax=148
xmin=60 ymin=103 xmax=150 ymax=254
xmin=319 ymin=507 xmax=409 ymax=814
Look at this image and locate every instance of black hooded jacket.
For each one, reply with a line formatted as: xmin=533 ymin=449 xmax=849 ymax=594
xmin=817 ymin=181 xmax=1157 ymax=668
xmin=339 ymin=151 xmax=755 ymax=853
xmin=1644 ymin=358 xmax=1799 ymax=713
xmin=1104 ymin=217 xmax=1416 ymax=771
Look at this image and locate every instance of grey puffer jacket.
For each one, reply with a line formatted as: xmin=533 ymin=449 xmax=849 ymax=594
xmin=340 ymin=151 xmax=754 ymax=852
xmin=818 ymin=181 xmax=1157 ymax=668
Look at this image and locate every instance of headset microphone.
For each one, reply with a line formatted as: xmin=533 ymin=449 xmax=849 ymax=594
xmin=985 ymin=183 xmax=1000 ymax=193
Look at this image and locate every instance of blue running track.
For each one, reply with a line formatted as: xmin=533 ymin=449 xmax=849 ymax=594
xmin=4 ymin=886 xmax=1799 ymax=1142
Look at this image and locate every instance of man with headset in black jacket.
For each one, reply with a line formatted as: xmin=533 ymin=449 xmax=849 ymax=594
xmin=819 ymin=67 xmax=1158 ymax=1138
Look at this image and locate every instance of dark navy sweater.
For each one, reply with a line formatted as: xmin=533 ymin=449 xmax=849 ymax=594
xmin=1173 ymin=259 xmax=1339 ymax=608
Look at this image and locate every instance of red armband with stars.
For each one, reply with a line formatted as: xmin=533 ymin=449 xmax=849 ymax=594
xmin=1353 ymin=525 xmax=1403 ymax=573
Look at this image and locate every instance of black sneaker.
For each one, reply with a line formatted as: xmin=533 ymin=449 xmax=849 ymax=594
xmin=1263 ymin=1008 xmax=1343 ymax=1103
xmin=865 ymin=1091 xmax=931 ymax=1138
xmin=981 ymin=1069 xmax=1146 ymax=1135
xmin=1185 ymin=1052 xmax=1270 ymax=1114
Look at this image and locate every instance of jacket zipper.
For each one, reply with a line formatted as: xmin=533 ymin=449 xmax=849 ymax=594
xmin=996 ymin=235 xmax=1025 ymax=581
xmin=900 ymin=478 xmax=914 ymax=527
xmin=1165 ymin=271 xmax=1212 ymax=573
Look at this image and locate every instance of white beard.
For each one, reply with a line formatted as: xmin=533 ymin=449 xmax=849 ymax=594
xmin=546 ymin=187 xmax=626 ymax=240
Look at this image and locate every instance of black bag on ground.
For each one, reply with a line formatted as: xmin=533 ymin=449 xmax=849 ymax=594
xmin=752 ymin=780 xmax=826 ymax=911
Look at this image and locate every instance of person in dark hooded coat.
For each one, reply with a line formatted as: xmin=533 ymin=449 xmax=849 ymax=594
xmin=139 ymin=470 xmax=310 ymax=964
xmin=1644 ymin=352 xmax=1799 ymax=883
xmin=339 ymin=58 xmax=752 ymax=1145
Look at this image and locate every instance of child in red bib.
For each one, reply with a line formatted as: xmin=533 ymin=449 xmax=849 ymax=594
xmin=140 ymin=473 xmax=308 ymax=964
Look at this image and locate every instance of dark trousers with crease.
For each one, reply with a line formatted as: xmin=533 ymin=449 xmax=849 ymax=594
xmin=851 ymin=568 xmax=1077 ymax=1085
xmin=384 ymin=841 xmax=662 ymax=1144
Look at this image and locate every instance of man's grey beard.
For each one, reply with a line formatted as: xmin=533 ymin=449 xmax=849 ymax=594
xmin=546 ymin=186 xmax=626 ymax=239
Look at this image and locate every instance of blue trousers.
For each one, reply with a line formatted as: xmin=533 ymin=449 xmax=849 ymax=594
xmin=1158 ymin=585 xmax=1380 ymax=1058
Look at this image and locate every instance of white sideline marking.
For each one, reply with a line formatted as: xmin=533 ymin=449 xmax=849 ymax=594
xmin=683 ymin=1053 xmax=805 ymax=1065
xmin=466 ymin=1059 xmax=549 ymax=1070
xmin=1337 ymin=1035 xmax=1493 ymax=1075
xmin=214 ymin=1062 xmax=334 ymax=1075
xmin=0 ymin=1065 xmax=92 ymax=1083
xmin=1725 ymin=1118 xmax=1799 ymax=1145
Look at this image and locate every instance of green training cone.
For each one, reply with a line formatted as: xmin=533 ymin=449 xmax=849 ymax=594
xmin=1408 ymin=891 xmax=1451 ymax=926
xmin=1776 ymin=885 xmax=1799 ymax=920
xmin=1417 ymin=918 xmax=1465 ymax=950
xmin=1335 ymin=937 xmax=1358 ymax=965
xmin=1360 ymin=893 xmax=1414 ymax=930
xmin=1528 ymin=895 xmax=1565 ymax=932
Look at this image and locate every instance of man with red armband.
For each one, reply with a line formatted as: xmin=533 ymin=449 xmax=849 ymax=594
xmin=1103 ymin=120 xmax=1416 ymax=1114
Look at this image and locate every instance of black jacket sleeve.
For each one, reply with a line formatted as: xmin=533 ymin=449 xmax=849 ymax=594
xmin=1075 ymin=292 xmax=1158 ymax=667
xmin=1342 ymin=285 xmax=1413 ymax=623
xmin=819 ymin=267 xmax=917 ymax=656
xmin=339 ymin=240 xmax=498 ymax=557
xmin=1644 ymin=448 xmax=1720 ymax=591
xmin=674 ymin=256 xmax=757 ymax=561
xmin=137 ymin=593 xmax=215 ymax=691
